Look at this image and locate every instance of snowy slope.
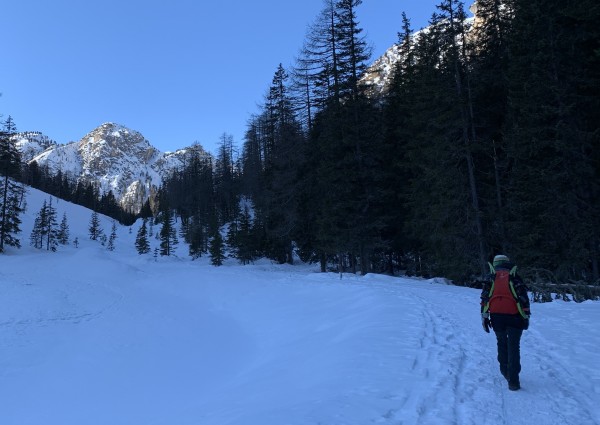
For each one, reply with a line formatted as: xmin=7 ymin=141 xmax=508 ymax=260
xmin=11 ymin=131 xmax=58 ymax=162
xmin=0 ymin=187 xmax=599 ymax=425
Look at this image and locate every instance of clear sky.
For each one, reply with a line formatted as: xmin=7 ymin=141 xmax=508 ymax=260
xmin=1 ymin=0 xmax=459 ymax=155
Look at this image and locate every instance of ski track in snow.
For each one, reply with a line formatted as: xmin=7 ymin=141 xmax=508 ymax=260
xmin=1 ymin=248 xmax=599 ymax=425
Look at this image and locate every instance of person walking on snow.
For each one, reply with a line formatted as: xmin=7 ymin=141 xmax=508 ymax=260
xmin=481 ymin=254 xmax=531 ymax=391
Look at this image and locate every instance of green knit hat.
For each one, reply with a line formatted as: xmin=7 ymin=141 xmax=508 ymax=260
xmin=493 ymin=254 xmax=510 ymax=268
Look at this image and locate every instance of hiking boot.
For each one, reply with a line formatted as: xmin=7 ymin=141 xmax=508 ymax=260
xmin=508 ymin=381 xmax=520 ymax=391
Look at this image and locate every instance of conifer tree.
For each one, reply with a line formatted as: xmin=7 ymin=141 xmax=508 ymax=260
xmin=209 ymin=231 xmax=225 ymax=266
xmin=214 ymin=133 xmax=240 ymax=223
xmin=107 ymin=221 xmax=117 ymax=251
xmin=135 ymin=218 xmax=150 ymax=254
xmin=187 ymin=213 xmax=205 ymax=259
xmin=0 ymin=131 xmax=24 ymax=253
xmin=58 ymin=212 xmax=70 ymax=245
xmin=30 ymin=199 xmax=58 ymax=251
xmin=89 ymin=211 xmax=103 ymax=241
xmin=159 ymin=206 xmax=178 ymax=256
xmin=229 ymin=205 xmax=256 ymax=265
xmin=44 ymin=198 xmax=59 ymax=251
xmin=258 ymin=64 xmax=305 ymax=264
xmin=30 ymin=212 xmax=44 ymax=249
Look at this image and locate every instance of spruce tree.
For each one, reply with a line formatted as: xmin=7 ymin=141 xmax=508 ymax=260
xmin=89 ymin=211 xmax=103 ymax=241
xmin=159 ymin=207 xmax=178 ymax=256
xmin=30 ymin=212 xmax=44 ymax=249
xmin=107 ymin=221 xmax=117 ymax=251
xmin=209 ymin=231 xmax=225 ymax=266
xmin=0 ymin=131 xmax=24 ymax=252
xmin=187 ymin=213 xmax=205 ymax=259
xmin=259 ymin=64 xmax=305 ymax=264
xmin=44 ymin=198 xmax=59 ymax=251
xmin=135 ymin=218 xmax=150 ymax=254
xmin=214 ymin=133 xmax=239 ymax=223
xmin=234 ymin=205 xmax=257 ymax=265
xmin=30 ymin=199 xmax=58 ymax=251
xmin=58 ymin=212 xmax=70 ymax=245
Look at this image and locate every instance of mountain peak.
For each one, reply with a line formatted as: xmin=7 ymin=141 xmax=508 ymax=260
xmin=17 ymin=123 xmax=208 ymax=213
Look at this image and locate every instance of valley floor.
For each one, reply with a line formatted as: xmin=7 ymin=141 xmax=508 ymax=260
xmin=1 ymin=248 xmax=599 ymax=425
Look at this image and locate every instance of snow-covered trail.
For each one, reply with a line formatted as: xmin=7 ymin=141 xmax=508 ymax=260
xmin=1 ymin=248 xmax=599 ymax=425
xmin=365 ymin=276 xmax=600 ymax=425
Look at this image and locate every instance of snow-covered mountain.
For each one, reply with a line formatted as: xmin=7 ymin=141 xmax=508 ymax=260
xmin=11 ymin=131 xmax=58 ymax=163
xmin=16 ymin=123 xmax=208 ymax=213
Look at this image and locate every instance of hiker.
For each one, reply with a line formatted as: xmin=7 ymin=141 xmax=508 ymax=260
xmin=481 ymin=254 xmax=531 ymax=391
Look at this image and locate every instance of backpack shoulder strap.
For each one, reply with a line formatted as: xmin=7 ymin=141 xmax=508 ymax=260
xmin=482 ymin=262 xmax=496 ymax=314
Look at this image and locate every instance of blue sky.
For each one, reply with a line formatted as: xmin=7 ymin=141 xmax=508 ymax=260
xmin=1 ymin=0 xmax=457 ymax=155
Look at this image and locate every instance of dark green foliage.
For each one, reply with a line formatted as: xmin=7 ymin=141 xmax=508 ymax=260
xmin=159 ymin=203 xmax=178 ymax=257
xmin=502 ymin=0 xmax=600 ymax=282
xmin=209 ymin=231 xmax=225 ymax=266
xmin=135 ymin=218 xmax=151 ymax=254
xmin=161 ymin=146 xmax=218 ymax=259
xmin=88 ymin=211 xmax=103 ymax=241
xmin=58 ymin=212 xmax=70 ymax=245
xmin=107 ymin=221 xmax=117 ymax=251
xmin=0 ymin=130 xmax=25 ymax=252
xmin=30 ymin=198 xmax=59 ymax=251
xmin=227 ymin=204 xmax=257 ymax=264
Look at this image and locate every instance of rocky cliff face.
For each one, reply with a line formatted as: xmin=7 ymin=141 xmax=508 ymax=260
xmin=18 ymin=123 xmax=208 ymax=213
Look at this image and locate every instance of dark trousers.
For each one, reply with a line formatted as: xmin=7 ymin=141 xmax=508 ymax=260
xmin=491 ymin=314 xmax=523 ymax=385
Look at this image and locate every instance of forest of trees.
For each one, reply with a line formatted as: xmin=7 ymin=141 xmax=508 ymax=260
xmin=164 ymin=0 xmax=599 ymax=284
xmin=1 ymin=0 xmax=598 ymax=285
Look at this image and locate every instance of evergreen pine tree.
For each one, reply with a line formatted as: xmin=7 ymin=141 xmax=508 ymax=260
xmin=187 ymin=213 xmax=205 ymax=259
xmin=107 ymin=221 xmax=117 ymax=251
xmin=30 ymin=210 xmax=44 ymax=250
xmin=30 ymin=199 xmax=58 ymax=251
xmin=3 ymin=116 xmax=17 ymax=134
xmin=159 ymin=207 xmax=178 ymax=256
xmin=0 ymin=131 xmax=24 ymax=253
xmin=231 ymin=205 xmax=256 ymax=265
xmin=209 ymin=231 xmax=225 ymax=266
xmin=44 ymin=198 xmax=59 ymax=251
xmin=58 ymin=212 xmax=70 ymax=245
xmin=89 ymin=211 xmax=103 ymax=241
xmin=135 ymin=218 xmax=150 ymax=254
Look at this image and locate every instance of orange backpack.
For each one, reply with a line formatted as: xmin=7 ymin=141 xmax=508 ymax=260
xmin=488 ymin=269 xmax=519 ymax=314
xmin=483 ymin=263 xmax=529 ymax=318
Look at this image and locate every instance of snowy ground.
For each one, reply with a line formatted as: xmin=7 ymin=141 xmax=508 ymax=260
xmin=1 ymin=188 xmax=599 ymax=425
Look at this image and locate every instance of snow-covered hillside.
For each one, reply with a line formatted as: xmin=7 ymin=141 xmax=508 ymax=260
xmin=0 ymin=187 xmax=599 ymax=425
xmin=11 ymin=131 xmax=58 ymax=162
